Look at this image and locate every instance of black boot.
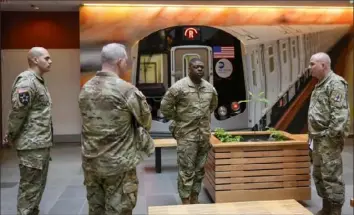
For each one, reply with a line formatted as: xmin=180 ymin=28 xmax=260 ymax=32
xmin=330 ymin=202 xmax=342 ymax=215
xmin=316 ymin=198 xmax=331 ymax=215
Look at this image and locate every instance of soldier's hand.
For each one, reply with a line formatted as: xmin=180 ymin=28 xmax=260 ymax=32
xmin=2 ymin=134 xmax=12 ymax=148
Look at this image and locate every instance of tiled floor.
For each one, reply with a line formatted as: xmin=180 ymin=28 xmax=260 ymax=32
xmin=1 ymin=140 xmax=353 ymax=215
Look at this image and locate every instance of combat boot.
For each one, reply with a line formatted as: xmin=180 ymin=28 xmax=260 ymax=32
xmin=330 ymin=202 xmax=342 ymax=215
xmin=181 ymin=198 xmax=190 ymax=204
xmin=190 ymin=193 xmax=199 ymax=204
xmin=316 ymin=198 xmax=331 ymax=215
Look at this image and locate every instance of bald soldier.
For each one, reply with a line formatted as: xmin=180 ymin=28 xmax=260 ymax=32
xmin=308 ymin=52 xmax=350 ymax=215
xmin=2 ymin=47 xmax=53 ymax=215
xmin=160 ymin=58 xmax=218 ymax=204
xmin=78 ymin=43 xmax=154 ymax=215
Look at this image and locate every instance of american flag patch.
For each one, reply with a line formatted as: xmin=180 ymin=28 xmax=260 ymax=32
xmin=213 ymin=46 xmax=235 ymax=59
xmin=18 ymin=88 xmax=28 ymax=93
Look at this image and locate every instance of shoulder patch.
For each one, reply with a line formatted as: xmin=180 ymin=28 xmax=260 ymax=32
xmin=18 ymin=89 xmax=30 ymax=106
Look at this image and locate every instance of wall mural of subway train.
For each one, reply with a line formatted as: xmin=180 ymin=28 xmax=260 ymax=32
xmin=80 ymin=24 xmax=350 ymax=136
xmin=79 ymin=4 xmax=353 ymax=136
xmin=127 ymin=24 xmax=350 ymax=135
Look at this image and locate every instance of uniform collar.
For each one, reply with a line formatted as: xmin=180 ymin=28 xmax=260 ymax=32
xmin=187 ymin=76 xmax=205 ymax=88
xmin=28 ymin=70 xmax=45 ymax=84
xmin=96 ymin=70 xmax=119 ymax=77
xmin=316 ymin=71 xmax=333 ymax=88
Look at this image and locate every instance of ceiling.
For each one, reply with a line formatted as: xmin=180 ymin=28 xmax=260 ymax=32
xmin=0 ymin=0 xmax=352 ymax=11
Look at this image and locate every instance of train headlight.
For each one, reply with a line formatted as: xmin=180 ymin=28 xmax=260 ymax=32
xmin=217 ymin=106 xmax=227 ymax=117
xmin=231 ymin=102 xmax=240 ymax=111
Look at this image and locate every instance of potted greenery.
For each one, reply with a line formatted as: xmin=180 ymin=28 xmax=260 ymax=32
xmin=204 ymin=92 xmax=311 ymax=203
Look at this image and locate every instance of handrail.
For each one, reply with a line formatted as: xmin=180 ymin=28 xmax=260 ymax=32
xmin=275 ymin=78 xmax=317 ymax=131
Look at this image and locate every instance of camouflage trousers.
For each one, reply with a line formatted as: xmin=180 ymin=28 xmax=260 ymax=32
xmin=17 ymin=148 xmax=50 ymax=215
xmin=312 ymin=136 xmax=345 ymax=205
xmin=83 ymin=167 xmax=138 ymax=215
xmin=176 ymin=139 xmax=211 ymax=199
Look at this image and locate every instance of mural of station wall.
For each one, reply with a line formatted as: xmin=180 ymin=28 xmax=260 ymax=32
xmin=79 ymin=5 xmax=353 ymax=130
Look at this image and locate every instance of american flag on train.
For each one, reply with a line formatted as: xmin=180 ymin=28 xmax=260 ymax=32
xmin=212 ymin=46 xmax=235 ymax=59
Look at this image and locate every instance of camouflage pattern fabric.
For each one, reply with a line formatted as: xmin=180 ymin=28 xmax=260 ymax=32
xmin=17 ymin=148 xmax=50 ymax=215
xmin=308 ymin=71 xmax=350 ymax=139
xmin=160 ymin=77 xmax=218 ymax=142
xmin=177 ymin=139 xmax=211 ymax=199
xmin=78 ymin=71 xmax=153 ymax=177
xmin=5 ymin=70 xmax=53 ymax=215
xmin=83 ymin=168 xmax=138 ymax=215
xmin=160 ymin=76 xmax=218 ymax=199
xmin=312 ymin=137 xmax=345 ymax=204
xmin=7 ymin=70 xmax=53 ymax=150
xmin=308 ymin=71 xmax=350 ymax=205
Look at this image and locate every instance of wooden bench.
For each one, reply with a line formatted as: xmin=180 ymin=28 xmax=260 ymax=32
xmin=148 ymin=199 xmax=313 ymax=215
xmin=153 ymin=138 xmax=177 ymax=173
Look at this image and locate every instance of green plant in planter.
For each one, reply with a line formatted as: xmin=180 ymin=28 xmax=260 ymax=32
xmin=238 ymin=91 xmax=269 ymax=105
xmin=267 ymin=127 xmax=288 ymax=141
xmin=214 ymin=128 xmax=243 ymax=142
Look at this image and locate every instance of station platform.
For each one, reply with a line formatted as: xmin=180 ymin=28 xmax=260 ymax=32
xmin=1 ymin=138 xmax=353 ymax=215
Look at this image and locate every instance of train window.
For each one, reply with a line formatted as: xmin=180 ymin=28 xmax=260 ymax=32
xmin=269 ymin=56 xmax=275 ymax=73
xmin=139 ymin=54 xmax=163 ymax=84
xmin=292 ymin=46 xmax=296 ymax=58
xmin=283 ymin=50 xmax=287 ymax=64
xmin=251 ymin=52 xmax=257 ymax=86
xmin=268 ymin=46 xmax=275 ymax=73
xmin=282 ymin=43 xmax=286 ymax=49
xmin=268 ymin=47 xmax=273 ymax=55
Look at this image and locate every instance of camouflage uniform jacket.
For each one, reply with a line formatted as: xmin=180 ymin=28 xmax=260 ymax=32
xmin=308 ymin=71 xmax=351 ymax=139
xmin=78 ymin=71 xmax=153 ymax=176
xmin=160 ymin=76 xmax=218 ymax=141
xmin=7 ymin=70 xmax=53 ymax=151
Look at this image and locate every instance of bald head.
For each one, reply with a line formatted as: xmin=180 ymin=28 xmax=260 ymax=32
xmin=310 ymin=52 xmax=331 ymax=67
xmin=27 ymin=47 xmax=52 ymax=74
xmin=309 ymin=52 xmax=331 ymax=80
xmin=28 ymin=47 xmax=48 ymax=62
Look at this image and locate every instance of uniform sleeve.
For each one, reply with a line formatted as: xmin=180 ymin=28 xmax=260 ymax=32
xmin=210 ymin=87 xmax=218 ymax=113
xmin=160 ymin=87 xmax=179 ymax=121
xmin=126 ymin=89 xmax=152 ymax=131
xmin=327 ymin=80 xmax=350 ymax=138
xmin=7 ymin=77 xmax=35 ymax=142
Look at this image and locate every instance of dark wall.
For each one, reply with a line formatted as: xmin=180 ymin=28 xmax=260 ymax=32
xmin=1 ymin=11 xmax=79 ymax=49
xmin=0 ymin=11 xmax=79 ymax=144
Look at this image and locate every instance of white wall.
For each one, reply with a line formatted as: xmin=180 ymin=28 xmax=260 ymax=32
xmin=1 ymin=49 xmax=81 ymax=137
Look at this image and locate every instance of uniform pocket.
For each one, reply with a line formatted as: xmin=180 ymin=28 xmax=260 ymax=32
xmin=122 ymin=170 xmax=138 ymax=207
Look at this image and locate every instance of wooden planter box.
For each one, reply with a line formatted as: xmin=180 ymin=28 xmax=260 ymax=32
xmin=203 ymin=131 xmax=311 ymax=203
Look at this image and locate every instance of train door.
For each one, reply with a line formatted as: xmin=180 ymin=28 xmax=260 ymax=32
xmin=290 ymin=37 xmax=299 ymax=82
xmin=250 ymin=47 xmax=263 ymax=126
xmin=298 ymin=35 xmax=306 ymax=76
xmin=279 ymin=39 xmax=291 ymax=93
xmin=260 ymin=45 xmax=267 ymax=110
xmin=170 ymin=46 xmax=213 ymax=85
xmin=263 ymin=42 xmax=280 ymax=106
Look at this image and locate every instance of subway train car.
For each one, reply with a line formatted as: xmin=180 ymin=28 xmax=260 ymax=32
xmin=129 ymin=24 xmax=350 ymax=135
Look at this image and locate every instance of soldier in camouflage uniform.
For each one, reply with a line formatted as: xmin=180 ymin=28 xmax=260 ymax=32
xmin=2 ymin=47 xmax=53 ymax=215
xmin=160 ymin=58 xmax=218 ymax=204
xmin=78 ymin=43 xmax=154 ymax=215
xmin=308 ymin=52 xmax=350 ymax=215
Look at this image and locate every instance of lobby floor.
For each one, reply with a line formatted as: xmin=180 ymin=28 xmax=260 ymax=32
xmin=1 ymin=140 xmax=353 ymax=215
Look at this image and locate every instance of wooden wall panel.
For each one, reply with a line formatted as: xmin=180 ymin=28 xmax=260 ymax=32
xmin=1 ymin=12 xmax=79 ymax=49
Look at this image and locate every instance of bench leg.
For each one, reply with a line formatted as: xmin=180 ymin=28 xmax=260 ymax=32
xmin=155 ymin=147 xmax=162 ymax=173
